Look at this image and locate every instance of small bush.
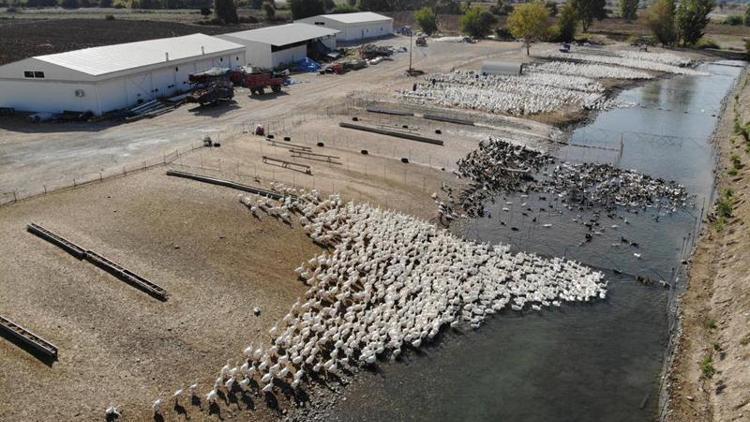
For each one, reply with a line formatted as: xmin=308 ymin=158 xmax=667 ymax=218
xmin=545 ymin=24 xmax=561 ymax=42
xmin=695 ymin=38 xmax=719 ymax=49
xmin=331 ymin=3 xmax=358 ymax=13
xmin=627 ymin=34 xmax=657 ymax=46
xmin=495 ymin=26 xmax=514 ymax=40
xmin=731 ymin=153 xmax=743 ymax=169
xmin=701 ymin=356 xmax=716 ymax=378
xmin=717 ymin=190 xmax=733 ymax=219
xmin=740 ymin=333 xmax=750 ymax=346
xmin=724 ymin=15 xmax=743 ymax=25
xmin=105 ymin=14 xmax=115 ymax=20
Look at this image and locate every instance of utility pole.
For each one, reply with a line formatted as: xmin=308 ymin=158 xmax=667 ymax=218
xmin=409 ymin=30 xmax=413 ymax=73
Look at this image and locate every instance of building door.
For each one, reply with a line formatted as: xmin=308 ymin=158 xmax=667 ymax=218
xmin=125 ymin=73 xmax=152 ymax=105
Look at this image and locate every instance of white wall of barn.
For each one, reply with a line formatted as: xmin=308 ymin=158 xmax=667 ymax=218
xmin=0 ymin=51 xmax=246 ymax=115
xmin=271 ymin=44 xmax=307 ymax=68
xmin=297 ymin=17 xmax=392 ymax=42
xmin=0 ymin=80 xmax=101 ymax=114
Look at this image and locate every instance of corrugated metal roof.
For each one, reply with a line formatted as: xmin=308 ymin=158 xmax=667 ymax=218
xmin=221 ymin=23 xmax=339 ymax=47
xmin=317 ymin=12 xmax=392 ymax=24
xmin=35 ymin=34 xmax=245 ymax=77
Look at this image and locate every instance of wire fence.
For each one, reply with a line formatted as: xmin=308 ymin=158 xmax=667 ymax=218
xmin=0 ymin=141 xmax=205 ymax=208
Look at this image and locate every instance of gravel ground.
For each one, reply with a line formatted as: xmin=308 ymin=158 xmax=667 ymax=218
xmin=0 ymin=168 xmax=322 ymax=421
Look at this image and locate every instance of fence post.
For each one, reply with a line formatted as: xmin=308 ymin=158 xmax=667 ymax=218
xmin=73 ymin=178 xmax=77 ymax=187
xmin=13 ymin=191 xmax=17 ymax=202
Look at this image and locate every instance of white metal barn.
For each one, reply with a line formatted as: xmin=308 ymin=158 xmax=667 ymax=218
xmin=297 ymin=12 xmax=393 ymax=43
xmin=218 ymin=23 xmax=338 ymax=70
xmin=0 ymin=34 xmax=245 ymax=116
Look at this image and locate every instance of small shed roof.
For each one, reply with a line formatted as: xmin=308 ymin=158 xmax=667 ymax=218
xmin=317 ymin=12 xmax=392 ymax=24
xmin=34 ymin=34 xmax=244 ymax=77
xmin=221 ymin=23 xmax=339 ymax=47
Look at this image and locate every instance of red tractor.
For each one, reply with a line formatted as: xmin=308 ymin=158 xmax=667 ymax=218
xmin=241 ymin=71 xmax=287 ymax=96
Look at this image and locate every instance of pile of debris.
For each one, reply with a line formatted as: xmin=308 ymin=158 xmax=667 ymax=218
xmin=359 ymin=44 xmax=394 ymax=60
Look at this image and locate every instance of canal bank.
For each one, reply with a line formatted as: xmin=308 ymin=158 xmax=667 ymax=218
xmin=666 ymin=63 xmax=750 ymax=422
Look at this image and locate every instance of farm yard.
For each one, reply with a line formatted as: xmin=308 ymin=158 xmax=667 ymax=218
xmin=0 ymin=12 xmax=748 ymax=422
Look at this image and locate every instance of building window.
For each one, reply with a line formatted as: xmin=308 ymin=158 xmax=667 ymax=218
xmin=24 ymin=71 xmax=45 ymax=78
xmin=34 ymin=71 xmax=45 ymax=78
xmin=24 ymin=71 xmax=33 ymax=78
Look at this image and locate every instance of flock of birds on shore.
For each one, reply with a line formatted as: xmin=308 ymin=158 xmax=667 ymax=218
xmin=542 ymin=49 xmax=705 ymax=76
xmin=400 ymin=49 xmax=704 ymax=117
xmin=114 ymin=187 xmax=607 ymax=419
xmin=526 ymin=61 xmax=654 ymax=81
xmin=400 ymin=69 xmax=618 ymax=115
xmin=452 ymin=137 xmax=689 ymax=219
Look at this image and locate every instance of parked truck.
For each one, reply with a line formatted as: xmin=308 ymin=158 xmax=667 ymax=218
xmin=241 ymin=71 xmax=287 ymax=96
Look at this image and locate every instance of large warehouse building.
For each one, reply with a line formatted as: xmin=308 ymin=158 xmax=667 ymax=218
xmin=0 ymin=33 xmax=245 ymax=116
xmin=297 ymin=12 xmax=393 ymax=43
xmin=217 ymin=23 xmax=339 ymax=70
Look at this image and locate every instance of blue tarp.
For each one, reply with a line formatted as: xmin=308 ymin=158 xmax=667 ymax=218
xmin=291 ymin=57 xmax=321 ymax=73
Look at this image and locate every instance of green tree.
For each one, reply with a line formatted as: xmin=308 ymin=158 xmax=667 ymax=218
xmin=435 ymin=0 xmax=461 ymax=14
xmin=214 ymin=0 xmax=238 ymax=22
xmin=676 ymin=0 xmax=715 ymax=45
xmin=332 ymin=3 xmax=358 ymax=12
xmin=289 ymin=0 xmax=324 ymax=18
xmin=545 ymin=0 xmax=557 ymax=16
xmin=571 ymin=0 xmax=606 ymax=32
xmin=619 ymin=0 xmax=638 ymax=21
xmin=263 ymin=0 xmax=275 ymax=19
xmin=646 ymin=0 xmax=677 ymax=45
xmin=415 ymin=6 xmax=438 ymax=34
xmin=508 ymin=1 xmax=549 ymax=54
xmin=358 ymin=0 xmax=390 ymax=11
xmin=558 ymin=0 xmax=578 ymax=42
xmin=745 ymin=5 xmax=750 ymax=25
xmin=61 ymin=0 xmax=80 ymax=8
xmin=461 ymin=6 xmax=498 ymax=38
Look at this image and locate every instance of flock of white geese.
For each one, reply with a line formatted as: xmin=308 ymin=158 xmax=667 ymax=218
xmin=129 ymin=186 xmax=608 ymax=419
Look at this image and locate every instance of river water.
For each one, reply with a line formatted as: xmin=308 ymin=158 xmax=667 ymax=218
xmin=324 ymin=61 xmax=743 ymax=421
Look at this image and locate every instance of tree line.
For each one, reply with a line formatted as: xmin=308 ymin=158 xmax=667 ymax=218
xmin=411 ymin=0 xmax=718 ymax=53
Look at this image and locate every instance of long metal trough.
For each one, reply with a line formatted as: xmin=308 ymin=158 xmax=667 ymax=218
xmin=27 ymin=223 xmax=86 ymax=259
xmin=84 ymin=250 xmax=168 ymax=301
xmin=338 ymin=122 xmax=444 ymax=146
xmin=0 ymin=315 xmax=58 ymax=360
xmin=27 ymin=223 xmax=168 ymax=301
xmin=166 ymin=169 xmax=290 ymax=200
